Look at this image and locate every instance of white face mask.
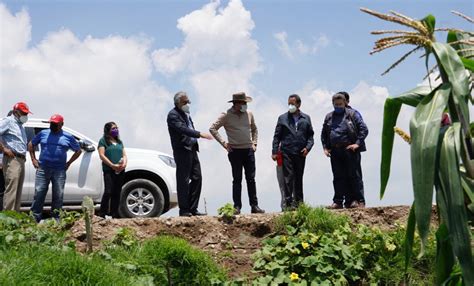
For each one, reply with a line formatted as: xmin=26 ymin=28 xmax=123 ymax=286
xmin=288 ymin=104 xmax=297 ymax=114
xmin=19 ymin=115 xmax=28 ymax=124
xmin=240 ymin=104 xmax=247 ymax=113
xmin=181 ymin=104 xmax=190 ymax=113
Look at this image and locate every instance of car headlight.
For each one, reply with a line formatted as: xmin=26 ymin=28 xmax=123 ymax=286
xmin=159 ymin=155 xmax=176 ymax=168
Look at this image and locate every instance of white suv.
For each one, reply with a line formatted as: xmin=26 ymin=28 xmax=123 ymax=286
xmin=19 ymin=119 xmax=178 ymax=218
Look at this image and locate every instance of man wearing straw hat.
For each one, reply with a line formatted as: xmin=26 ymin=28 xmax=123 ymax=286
xmin=210 ymin=92 xmax=265 ymax=215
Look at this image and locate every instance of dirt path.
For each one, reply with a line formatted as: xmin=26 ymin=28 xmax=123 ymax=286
xmin=69 ymin=205 xmax=428 ymax=279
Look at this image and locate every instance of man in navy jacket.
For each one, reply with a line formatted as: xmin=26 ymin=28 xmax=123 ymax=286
xmin=272 ymin=94 xmax=314 ymax=209
xmin=167 ymin=91 xmax=212 ymax=216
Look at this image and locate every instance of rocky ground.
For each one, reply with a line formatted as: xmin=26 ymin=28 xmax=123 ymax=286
xmin=68 ymin=205 xmax=433 ymax=279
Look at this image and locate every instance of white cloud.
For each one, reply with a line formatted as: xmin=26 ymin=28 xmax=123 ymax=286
xmin=0 ymin=3 xmax=172 ymax=150
xmin=274 ymin=31 xmax=293 ymax=59
xmin=274 ymin=31 xmax=329 ymax=59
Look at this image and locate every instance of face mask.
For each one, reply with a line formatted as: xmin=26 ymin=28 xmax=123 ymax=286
xmin=181 ymin=104 xmax=190 ymax=113
xmin=288 ymin=104 xmax=297 ymax=114
xmin=240 ymin=104 xmax=247 ymax=113
xmin=50 ymin=123 xmax=60 ymax=132
xmin=334 ymin=107 xmax=345 ymax=114
xmin=110 ymin=129 xmax=119 ymax=138
xmin=19 ymin=115 xmax=28 ymax=124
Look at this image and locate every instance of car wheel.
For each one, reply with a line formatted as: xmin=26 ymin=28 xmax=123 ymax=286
xmin=119 ymin=179 xmax=165 ymax=218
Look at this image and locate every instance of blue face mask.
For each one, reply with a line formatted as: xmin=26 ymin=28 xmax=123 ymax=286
xmin=334 ymin=107 xmax=345 ymax=114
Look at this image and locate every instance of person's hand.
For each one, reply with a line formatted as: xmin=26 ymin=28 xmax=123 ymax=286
xmin=324 ymin=148 xmax=331 ymax=157
xmin=3 ymin=148 xmax=14 ymax=158
xmin=271 ymin=154 xmax=278 ymax=161
xmin=200 ymin=133 xmax=213 ymax=140
xmin=31 ymin=158 xmax=40 ymax=169
xmin=224 ymin=143 xmax=233 ymax=152
xmin=112 ymin=164 xmax=122 ymax=172
xmin=346 ymin=144 xmax=359 ymax=152
xmin=301 ymin=148 xmax=309 ymax=157
xmin=252 ymin=144 xmax=257 ymax=152
xmin=65 ymin=161 xmax=71 ymax=170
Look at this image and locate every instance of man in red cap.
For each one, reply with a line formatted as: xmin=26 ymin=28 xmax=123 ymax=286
xmin=28 ymin=114 xmax=82 ymax=222
xmin=0 ymin=102 xmax=32 ymax=211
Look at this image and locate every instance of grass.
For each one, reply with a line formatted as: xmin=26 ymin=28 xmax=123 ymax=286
xmin=275 ymin=204 xmax=351 ymax=234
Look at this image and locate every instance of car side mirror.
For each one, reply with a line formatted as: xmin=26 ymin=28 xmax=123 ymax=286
xmin=80 ymin=140 xmax=96 ymax=152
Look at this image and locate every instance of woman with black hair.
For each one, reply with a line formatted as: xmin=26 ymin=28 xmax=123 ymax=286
xmin=98 ymin=122 xmax=127 ymax=218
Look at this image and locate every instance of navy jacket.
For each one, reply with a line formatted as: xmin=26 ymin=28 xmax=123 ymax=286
xmin=167 ymin=107 xmax=200 ymax=152
xmin=272 ymin=111 xmax=314 ymax=155
xmin=321 ymin=108 xmax=368 ymax=152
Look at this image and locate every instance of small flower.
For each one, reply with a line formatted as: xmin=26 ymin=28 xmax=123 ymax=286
xmin=301 ymin=242 xmax=309 ymax=249
xmin=385 ymin=242 xmax=396 ymax=251
xmin=289 ymin=272 xmax=299 ymax=281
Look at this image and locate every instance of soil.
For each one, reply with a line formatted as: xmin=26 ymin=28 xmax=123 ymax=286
xmin=68 ymin=205 xmax=435 ymax=280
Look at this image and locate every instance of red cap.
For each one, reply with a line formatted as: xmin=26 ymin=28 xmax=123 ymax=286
xmin=48 ymin=114 xmax=64 ymax=123
xmin=13 ymin=102 xmax=32 ymax=114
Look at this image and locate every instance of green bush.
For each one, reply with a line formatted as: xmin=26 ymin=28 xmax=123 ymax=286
xmin=275 ymin=204 xmax=350 ymax=234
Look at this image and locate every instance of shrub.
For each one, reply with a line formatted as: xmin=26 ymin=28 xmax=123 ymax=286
xmin=275 ymin=204 xmax=350 ymax=234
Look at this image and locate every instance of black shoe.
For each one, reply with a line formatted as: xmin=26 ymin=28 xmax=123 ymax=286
xmin=191 ymin=210 xmax=207 ymax=216
xmin=179 ymin=212 xmax=192 ymax=217
xmin=251 ymin=206 xmax=265 ymax=214
xmin=234 ymin=207 xmax=241 ymax=215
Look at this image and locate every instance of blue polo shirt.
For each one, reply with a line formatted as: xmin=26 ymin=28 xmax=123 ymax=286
xmin=32 ymin=129 xmax=80 ymax=170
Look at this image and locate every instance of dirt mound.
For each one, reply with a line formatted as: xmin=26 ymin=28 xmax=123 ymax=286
xmin=69 ymin=205 xmax=422 ymax=279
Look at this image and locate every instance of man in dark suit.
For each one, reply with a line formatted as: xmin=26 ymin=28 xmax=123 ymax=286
xmin=272 ymin=94 xmax=314 ymax=210
xmin=167 ymin=91 xmax=212 ymax=217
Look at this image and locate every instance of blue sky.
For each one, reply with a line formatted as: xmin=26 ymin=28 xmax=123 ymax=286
xmin=1 ymin=0 xmax=472 ymax=215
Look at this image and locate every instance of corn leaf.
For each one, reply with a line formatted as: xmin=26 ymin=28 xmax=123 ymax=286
xmin=438 ymin=123 xmax=474 ymax=284
xmin=435 ymin=223 xmax=455 ymax=285
xmin=410 ymin=83 xmax=451 ymax=249
xmin=432 ymin=42 xmax=470 ymax=126
xmin=403 ymin=204 xmax=416 ymax=272
xmin=380 ymin=86 xmax=433 ymax=198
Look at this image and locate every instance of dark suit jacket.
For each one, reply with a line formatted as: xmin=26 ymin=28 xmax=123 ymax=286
xmin=167 ymin=107 xmax=200 ymax=152
xmin=272 ymin=111 xmax=314 ymax=155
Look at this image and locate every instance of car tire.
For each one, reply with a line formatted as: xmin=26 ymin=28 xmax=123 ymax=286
xmin=119 ymin=178 xmax=165 ymax=218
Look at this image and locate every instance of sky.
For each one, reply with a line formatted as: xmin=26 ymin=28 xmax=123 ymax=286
xmin=1 ymin=0 xmax=473 ymax=216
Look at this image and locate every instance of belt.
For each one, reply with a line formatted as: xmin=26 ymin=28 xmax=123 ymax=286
xmin=14 ymin=153 xmax=26 ymax=159
xmin=332 ymin=142 xmax=351 ymax=148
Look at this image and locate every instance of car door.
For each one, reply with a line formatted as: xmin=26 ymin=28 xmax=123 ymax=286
xmin=30 ymin=127 xmax=103 ymax=205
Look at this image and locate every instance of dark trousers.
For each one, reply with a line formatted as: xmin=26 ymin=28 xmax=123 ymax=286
xmin=282 ymin=152 xmax=306 ymax=207
xmin=174 ymin=148 xmax=202 ymax=214
xmin=0 ymin=169 xmax=4 ymax=211
xmin=228 ymin=148 xmax=258 ymax=208
xmin=356 ymin=154 xmax=365 ymax=203
xmin=330 ymin=148 xmax=364 ymax=206
xmin=99 ymin=170 xmax=124 ymax=218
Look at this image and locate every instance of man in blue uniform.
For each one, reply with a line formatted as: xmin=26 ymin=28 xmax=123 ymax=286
xmin=321 ymin=93 xmax=368 ymax=209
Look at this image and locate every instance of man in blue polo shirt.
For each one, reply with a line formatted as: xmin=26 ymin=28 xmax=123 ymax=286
xmin=28 ymin=114 xmax=82 ymax=222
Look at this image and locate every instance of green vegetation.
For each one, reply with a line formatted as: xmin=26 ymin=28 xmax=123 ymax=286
xmin=218 ymin=203 xmax=237 ymax=223
xmin=361 ymin=8 xmax=474 ymax=284
xmin=0 ymin=212 xmax=227 ymax=285
xmin=253 ymin=205 xmax=435 ymax=285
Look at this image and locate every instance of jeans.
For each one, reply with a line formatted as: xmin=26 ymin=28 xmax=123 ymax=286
xmin=30 ymin=167 xmax=66 ymax=222
xmin=0 ymin=168 xmax=4 ymax=211
xmin=330 ymin=148 xmax=364 ymax=206
xmin=228 ymin=148 xmax=258 ymax=209
xmin=174 ymin=148 xmax=202 ymax=214
xmin=99 ymin=170 xmax=124 ymax=218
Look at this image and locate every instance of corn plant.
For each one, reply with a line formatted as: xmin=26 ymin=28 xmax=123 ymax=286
xmin=361 ymin=8 xmax=474 ymax=284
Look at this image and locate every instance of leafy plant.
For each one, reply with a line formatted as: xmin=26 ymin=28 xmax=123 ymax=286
xmin=106 ymin=227 xmax=139 ymax=249
xmin=253 ymin=206 xmax=435 ymax=284
xmin=218 ymin=203 xmax=236 ymax=223
xmin=361 ymin=8 xmax=474 ymax=284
